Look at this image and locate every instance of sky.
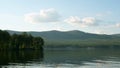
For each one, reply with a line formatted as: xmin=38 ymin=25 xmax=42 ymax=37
xmin=0 ymin=0 xmax=120 ymax=34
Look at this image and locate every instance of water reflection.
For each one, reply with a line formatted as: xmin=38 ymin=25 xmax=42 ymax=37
xmin=0 ymin=48 xmax=120 ymax=68
xmin=0 ymin=50 xmax=43 ymax=66
xmin=44 ymin=48 xmax=120 ymax=65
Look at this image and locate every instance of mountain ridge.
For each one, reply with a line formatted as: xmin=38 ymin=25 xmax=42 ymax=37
xmin=6 ymin=30 xmax=119 ymax=40
xmin=5 ymin=30 xmax=120 ymax=48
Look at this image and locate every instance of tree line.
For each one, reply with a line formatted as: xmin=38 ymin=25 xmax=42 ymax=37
xmin=0 ymin=30 xmax=44 ymax=50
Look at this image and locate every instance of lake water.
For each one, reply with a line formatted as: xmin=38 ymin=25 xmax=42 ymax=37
xmin=0 ymin=48 xmax=120 ymax=68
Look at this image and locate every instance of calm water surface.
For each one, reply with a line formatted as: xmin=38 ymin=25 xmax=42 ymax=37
xmin=0 ymin=48 xmax=120 ymax=68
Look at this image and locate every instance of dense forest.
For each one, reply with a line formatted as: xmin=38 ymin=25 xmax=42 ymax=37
xmin=0 ymin=30 xmax=44 ymax=50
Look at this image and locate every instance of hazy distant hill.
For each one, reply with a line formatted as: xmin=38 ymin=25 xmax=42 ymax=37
xmin=7 ymin=30 xmax=118 ymax=40
xmin=7 ymin=30 xmax=120 ymax=48
xmin=113 ymin=34 xmax=120 ymax=37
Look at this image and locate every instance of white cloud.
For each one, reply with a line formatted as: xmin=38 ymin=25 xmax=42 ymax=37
xmin=116 ymin=23 xmax=120 ymax=27
xmin=64 ymin=16 xmax=98 ymax=27
xmin=93 ymin=30 xmax=105 ymax=34
xmin=24 ymin=8 xmax=61 ymax=23
xmin=64 ymin=16 xmax=80 ymax=23
xmin=82 ymin=17 xmax=97 ymax=25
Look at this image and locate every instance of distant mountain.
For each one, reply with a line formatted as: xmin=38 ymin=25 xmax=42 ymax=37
xmin=113 ymin=34 xmax=120 ymax=37
xmin=7 ymin=30 xmax=117 ymax=40
xmin=6 ymin=30 xmax=120 ymax=48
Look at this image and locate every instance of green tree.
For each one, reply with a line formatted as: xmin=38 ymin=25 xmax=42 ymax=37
xmin=0 ymin=30 xmax=44 ymax=50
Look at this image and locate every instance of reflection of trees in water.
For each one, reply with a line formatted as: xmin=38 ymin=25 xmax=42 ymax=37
xmin=0 ymin=50 xmax=43 ymax=65
xmin=44 ymin=49 xmax=120 ymax=65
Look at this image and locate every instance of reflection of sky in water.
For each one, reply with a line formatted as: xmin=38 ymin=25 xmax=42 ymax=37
xmin=1 ymin=49 xmax=120 ymax=68
xmin=2 ymin=60 xmax=120 ymax=68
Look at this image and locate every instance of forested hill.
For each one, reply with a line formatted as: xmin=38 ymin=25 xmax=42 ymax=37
xmin=7 ymin=30 xmax=120 ymax=40
xmin=113 ymin=34 xmax=120 ymax=37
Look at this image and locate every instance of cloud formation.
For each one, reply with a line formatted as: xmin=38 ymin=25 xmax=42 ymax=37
xmin=25 ymin=8 xmax=61 ymax=23
xmin=25 ymin=8 xmax=100 ymax=28
xmin=64 ymin=16 xmax=98 ymax=27
xmin=116 ymin=23 xmax=120 ymax=27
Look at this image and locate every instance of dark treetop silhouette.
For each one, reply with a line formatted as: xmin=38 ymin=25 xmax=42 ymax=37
xmin=0 ymin=30 xmax=44 ymax=50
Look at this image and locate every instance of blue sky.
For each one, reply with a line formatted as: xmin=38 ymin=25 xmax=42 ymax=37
xmin=0 ymin=0 xmax=120 ymax=34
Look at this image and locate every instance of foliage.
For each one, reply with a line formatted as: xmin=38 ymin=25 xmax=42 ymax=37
xmin=0 ymin=30 xmax=44 ymax=50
